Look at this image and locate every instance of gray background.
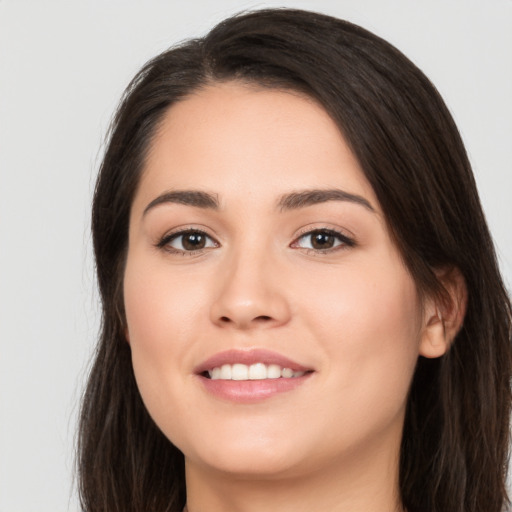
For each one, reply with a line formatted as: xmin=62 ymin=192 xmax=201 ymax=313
xmin=1 ymin=1 xmax=511 ymax=510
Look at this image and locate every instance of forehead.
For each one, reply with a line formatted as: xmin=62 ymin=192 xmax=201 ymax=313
xmin=135 ymin=82 xmax=378 ymax=212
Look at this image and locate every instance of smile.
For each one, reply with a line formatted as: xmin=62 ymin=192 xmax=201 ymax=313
xmin=207 ymin=363 xmax=307 ymax=380
xmin=195 ymin=349 xmax=314 ymax=402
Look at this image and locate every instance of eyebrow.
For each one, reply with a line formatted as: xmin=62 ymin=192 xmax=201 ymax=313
xmin=143 ymin=190 xmax=219 ymax=216
xmin=277 ymin=189 xmax=375 ymax=212
xmin=143 ymin=187 xmax=375 ymax=216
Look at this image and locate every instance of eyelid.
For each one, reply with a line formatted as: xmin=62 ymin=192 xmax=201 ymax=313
xmin=156 ymin=226 xmax=220 ymax=254
xmin=290 ymin=225 xmax=356 ymax=253
xmin=154 ymin=224 xmax=355 ymax=256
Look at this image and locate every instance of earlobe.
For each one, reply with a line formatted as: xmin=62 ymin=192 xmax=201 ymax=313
xmin=124 ymin=328 xmax=131 ymax=345
xmin=419 ymin=267 xmax=467 ymax=359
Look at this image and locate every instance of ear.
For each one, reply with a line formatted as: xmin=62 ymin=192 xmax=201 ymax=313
xmin=419 ymin=266 xmax=467 ymax=359
xmin=124 ymin=328 xmax=131 ymax=345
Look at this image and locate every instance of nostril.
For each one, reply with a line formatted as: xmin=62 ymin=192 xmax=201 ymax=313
xmin=218 ymin=315 xmax=272 ymax=324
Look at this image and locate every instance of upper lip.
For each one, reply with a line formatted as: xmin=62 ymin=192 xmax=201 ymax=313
xmin=194 ymin=349 xmax=312 ymax=374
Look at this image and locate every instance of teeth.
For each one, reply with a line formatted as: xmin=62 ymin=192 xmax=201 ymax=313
xmin=220 ymin=364 xmax=232 ymax=379
xmin=231 ymin=363 xmax=248 ymax=380
xmin=248 ymin=362 xmax=266 ymax=380
xmin=207 ymin=363 xmax=307 ymax=380
xmin=281 ymin=367 xmax=293 ymax=378
xmin=267 ymin=364 xmax=281 ymax=379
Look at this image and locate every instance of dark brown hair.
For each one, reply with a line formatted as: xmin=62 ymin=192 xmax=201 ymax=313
xmin=78 ymin=8 xmax=512 ymax=512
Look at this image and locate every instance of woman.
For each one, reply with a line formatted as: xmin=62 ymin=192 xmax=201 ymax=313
xmin=78 ymin=8 xmax=511 ymax=512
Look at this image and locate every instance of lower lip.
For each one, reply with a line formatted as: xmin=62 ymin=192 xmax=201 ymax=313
xmin=197 ymin=374 xmax=313 ymax=403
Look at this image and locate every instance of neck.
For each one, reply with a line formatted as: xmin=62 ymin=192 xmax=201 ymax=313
xmin=184 ymin=436 xmax=404 ymax=512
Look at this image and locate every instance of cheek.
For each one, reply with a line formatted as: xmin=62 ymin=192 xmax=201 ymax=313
xmin=122 ymin=254 xmax=208 ymax=413
xmin=124 ymin=255 xmax=207 ymax=353
xmin=302 ymin=254 xmax=420 ymax=343
xmin=297 ymin=254 xmax=422 ymax=415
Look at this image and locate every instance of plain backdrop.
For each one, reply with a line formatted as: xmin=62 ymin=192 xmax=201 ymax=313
xmin=1 ymin=1 xmax=511 ymax=510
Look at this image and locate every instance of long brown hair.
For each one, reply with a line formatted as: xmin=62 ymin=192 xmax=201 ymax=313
xmin=78 ymin=8 xmax=512 ymax=512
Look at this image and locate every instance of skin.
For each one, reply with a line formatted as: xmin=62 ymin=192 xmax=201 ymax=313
xmin=124 ymin=82 xmax=451 ymax=512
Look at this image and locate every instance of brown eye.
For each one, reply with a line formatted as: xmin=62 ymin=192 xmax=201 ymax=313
xmin=293 ymin=229 xmax=354 ymax=252
xmin=310 ymin=231 xmax=336 ymax=249
xmin=181 ymin=232 xmax=207 ymax=250
xmin=160 ymin=230 xmax=218 ymax=253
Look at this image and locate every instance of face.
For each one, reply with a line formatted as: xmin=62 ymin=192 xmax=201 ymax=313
xmin=124 ymin=82 xmax=434 ymax=479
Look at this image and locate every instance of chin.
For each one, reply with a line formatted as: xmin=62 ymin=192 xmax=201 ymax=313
xmin=179 ymin=424 xmax=310 ymax=478
xmin=190 ymin=449 xmax=304 ymax=479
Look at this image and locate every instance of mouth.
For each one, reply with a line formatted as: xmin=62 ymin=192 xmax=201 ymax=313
xmin=202 ymin=362 xmax=311 ymax=380
xmin=195 ymin=348 xmax=313 ymax=379
xmin=194 ymin=349 xmax=314 ymax=402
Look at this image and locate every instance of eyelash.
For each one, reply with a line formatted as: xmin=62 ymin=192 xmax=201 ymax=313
xmin=156 ymin=227 xmax=355 ymax=256
xmin=156 ymin=228 xmax=217 ymax=256
xmin=291 ymin=228 xmax=355 ymax=255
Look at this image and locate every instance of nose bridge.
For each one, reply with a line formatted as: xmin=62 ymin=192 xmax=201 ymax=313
xmin=210 ymin=240 xmax=290 ymax=329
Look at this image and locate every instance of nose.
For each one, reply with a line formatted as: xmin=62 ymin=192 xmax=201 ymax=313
xmin=209 ymin=250 xmax=292 ymax=330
